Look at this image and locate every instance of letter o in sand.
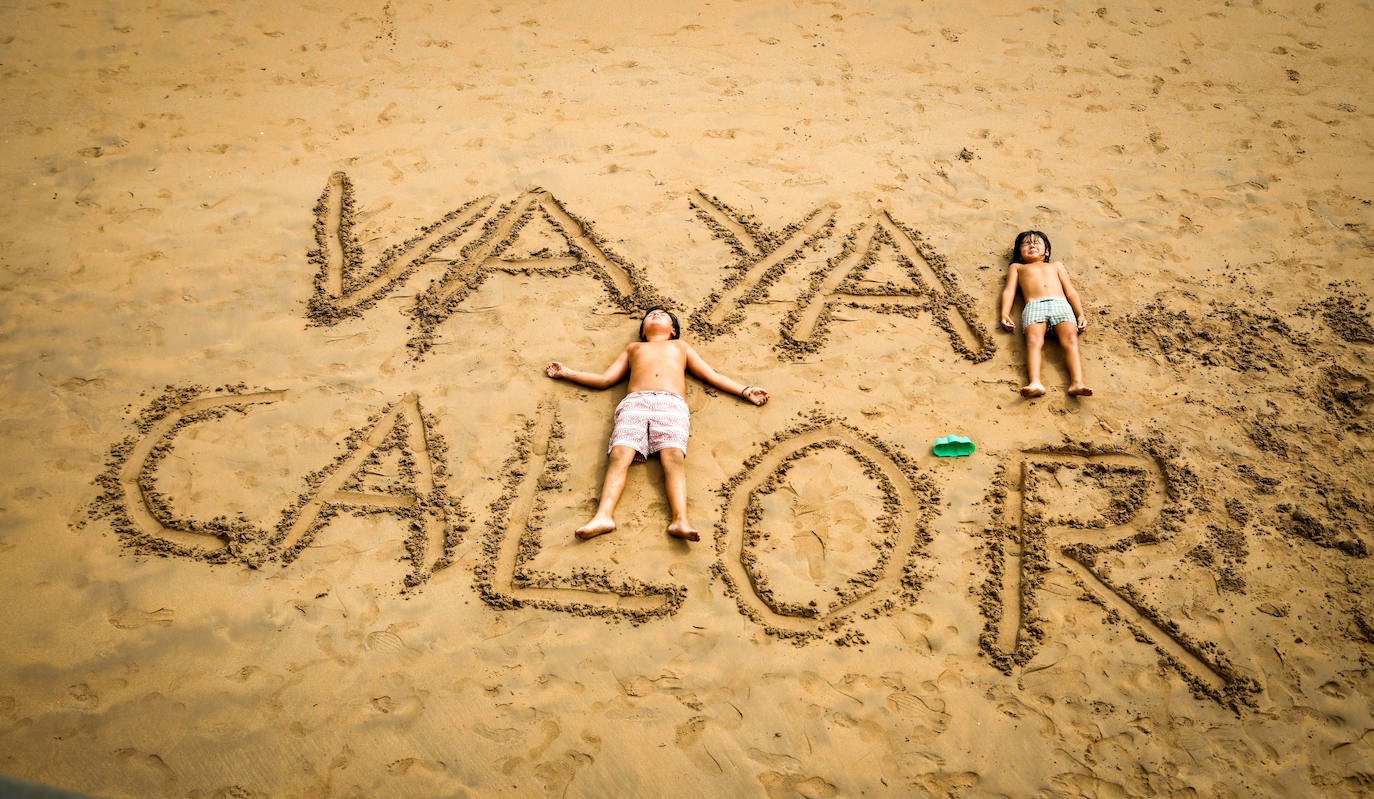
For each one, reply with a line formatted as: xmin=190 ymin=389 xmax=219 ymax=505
xmin=711 ymin=416 xmax=936 ymax=641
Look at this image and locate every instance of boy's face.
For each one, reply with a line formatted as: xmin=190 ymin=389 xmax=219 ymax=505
xmin=1019 ymin=235 xmax=1047 ymax=262
xmin=641 ymin=309 xmax=677 ymax=339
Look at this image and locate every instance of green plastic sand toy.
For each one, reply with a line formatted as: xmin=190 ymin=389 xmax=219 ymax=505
xmin=932 ymin=435 xmax=975 ymax=457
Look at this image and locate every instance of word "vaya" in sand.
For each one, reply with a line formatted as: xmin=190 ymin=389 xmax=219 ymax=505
xmin=304 ymin=173 xmax=997 ymax=363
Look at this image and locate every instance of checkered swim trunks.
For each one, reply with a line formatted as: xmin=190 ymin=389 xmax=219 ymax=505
xmin=609 ymin=391 xmax=689 ymax=462
xmin=1021 ymin=297 xmax=1076 ymax=329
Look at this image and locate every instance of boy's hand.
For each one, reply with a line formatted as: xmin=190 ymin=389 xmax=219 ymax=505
xmin=1000 ymin=315 xmax=1015 ymax=332
xmin=1076 ymin=316 xmax=1087 ymax=332
xmin=545 ymin=362 xmax=565 ymax=379
xmin=742 ymin=386 xmax=769 ymax=406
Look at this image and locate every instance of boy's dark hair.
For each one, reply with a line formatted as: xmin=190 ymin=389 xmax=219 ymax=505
xmin=1012 ymin=230 xmax=1052 ymax=263
xmin=639 ymin=308 xmax=681 ymax=341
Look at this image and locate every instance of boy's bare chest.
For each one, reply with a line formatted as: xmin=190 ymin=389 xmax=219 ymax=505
xmin=1018 ymin=263 xmax=1060 ymax=295
xmin=628 ymin=342 xmax=686 ymax=373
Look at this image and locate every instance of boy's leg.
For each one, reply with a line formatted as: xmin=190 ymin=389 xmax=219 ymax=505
xmin=576 ymin=445 xmax=638 ymax=539
xmin=1054 ymin=321 xmax=1093 ymax=396
xmin=1021 ymin=322 xmax=1048 ymax=397
xmin=658 ymin=448 xmax=699 ymax=541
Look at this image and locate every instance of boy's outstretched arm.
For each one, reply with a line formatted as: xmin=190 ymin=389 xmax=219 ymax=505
xmin=684 ymin=343 xmax=769 ymax=406
xmin=546 ymin=347 xmax=630 ymax=389
xmin=1055 ymin=263 xmax=1088 ymax=331
xmin=999 ymin=263 xmax=1020 ymax=331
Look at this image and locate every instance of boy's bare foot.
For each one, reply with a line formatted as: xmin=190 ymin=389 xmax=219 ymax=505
xmin=1020 ymin=383 xmax=1047 ymax=398
xmin=1067 ymin=384 xmax=1094 ymax=397
xmin=575 ymin=517 xmax=615 ymax=539
xmin=667 ymin=521 xmax=700 ymax=542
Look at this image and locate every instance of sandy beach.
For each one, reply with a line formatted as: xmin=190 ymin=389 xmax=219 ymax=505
xmin=2 ymin=1 xmax=1372 ymax=796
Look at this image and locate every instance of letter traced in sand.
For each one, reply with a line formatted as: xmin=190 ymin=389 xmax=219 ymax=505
xmin=105 ymin=387 xmax=287 ymax=560
xmin=407 ymin=188 xmax=662 ymax=358
xmin=307 ymin=171 xmax=496 ymax=324
xmin=273 ymin=392 xmax=464 ymax=591
xmin=779 ymin=211 xmax=994 ymax=362
xmin=711 ymin=412 xmax=936 ymax=644
xmin=474 ymin=398 xmax=686 ymax=621
xmin=687 ymin=190 xmax=838 ymax=339
xmin=88 ymin=387 xmax=465 ymax=592
xmin=977 ymin=445 xmax=1260 ymax=708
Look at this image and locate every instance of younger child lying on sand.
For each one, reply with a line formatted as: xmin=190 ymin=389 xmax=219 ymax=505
xmin=545 ymin=308 xmax=769 ymax=541
xmin=999 ymin=230 xmax=1093 ymax=398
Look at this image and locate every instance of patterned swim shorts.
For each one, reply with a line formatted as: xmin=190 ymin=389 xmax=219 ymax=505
xmin=609 ymin=391 xmax=690 ymax=462
xmin=1021 ymin=297 xmax=1077 ymax=329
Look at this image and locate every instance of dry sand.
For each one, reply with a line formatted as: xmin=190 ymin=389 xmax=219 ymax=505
xmin=2 ymin=0 xmax=1373 ymax=796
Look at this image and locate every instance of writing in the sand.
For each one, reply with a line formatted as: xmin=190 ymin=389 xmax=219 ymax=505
xmin=93 ymin=387 xmax=1254 ymax=707
xmin=85 ymin=174 xmax=1253 ymax=705
xmin=306 ymin=173 xmax=997 ymax=363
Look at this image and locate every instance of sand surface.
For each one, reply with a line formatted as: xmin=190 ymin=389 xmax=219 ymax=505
xmin=2 ymin=1 xmax=1373 ymax=796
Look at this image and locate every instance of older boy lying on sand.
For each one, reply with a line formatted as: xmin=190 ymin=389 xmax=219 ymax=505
xmin=545 ymin=308 xmax=769 ymax=541
xmin=999 ymin=230 xmax=1093 ymax=398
